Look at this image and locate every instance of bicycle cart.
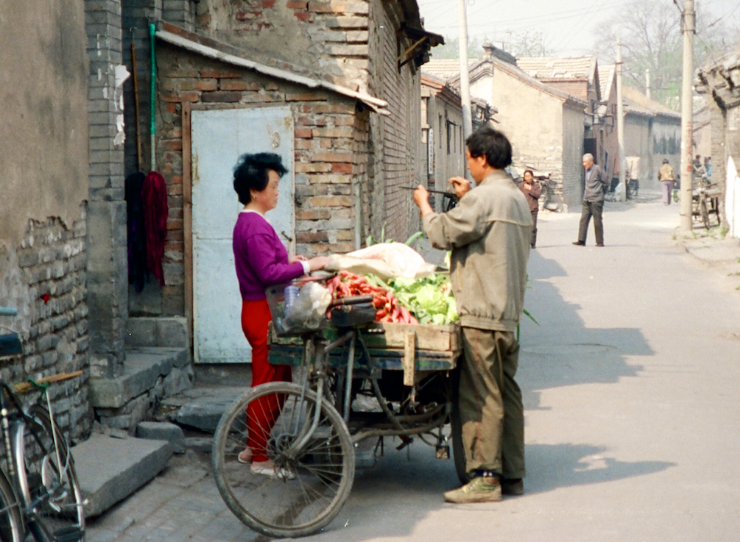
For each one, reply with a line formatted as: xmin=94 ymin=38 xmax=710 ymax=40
xmin=692 ymin=180 xmax=721 ymax=229
xmin=212 ymin=280 xmax=463 ymax=538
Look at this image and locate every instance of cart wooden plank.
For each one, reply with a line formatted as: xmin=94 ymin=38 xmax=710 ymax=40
xmin=268 ymin=344 xmax=458 ymax=371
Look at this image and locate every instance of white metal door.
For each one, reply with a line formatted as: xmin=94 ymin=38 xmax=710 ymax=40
xmin=191 ymin=107 xmax=295 ymax=363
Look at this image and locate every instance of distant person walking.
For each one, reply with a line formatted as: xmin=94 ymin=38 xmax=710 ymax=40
xmin=573 ymin=153 xmax=608 ymax=247
xmin=658 ymin=159 xmax=675 ymax=205
xmin=518 ymin=170 xmax=542 ymax=248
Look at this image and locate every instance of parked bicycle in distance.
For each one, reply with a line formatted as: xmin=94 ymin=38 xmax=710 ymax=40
xmin=0 ymin=306 xmax=86 ymax=542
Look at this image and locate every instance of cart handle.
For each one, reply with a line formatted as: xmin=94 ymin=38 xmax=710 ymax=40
xmin=0 ymin=307 xmax=17 ymax=316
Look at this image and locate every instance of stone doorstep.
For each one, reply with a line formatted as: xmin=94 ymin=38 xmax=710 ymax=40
xmin=125 ymin=317 xmax=189 ymax=348
xmin=89 ymin=347 xmax=190 ymax=409
xmin=71 ymin=433 xmax=173 ymax=517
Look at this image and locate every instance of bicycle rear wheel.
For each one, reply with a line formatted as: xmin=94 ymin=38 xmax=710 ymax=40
xmin=212 ymin=382 xmax=355 ymax=538
xmin=0 ymin=468 xmax=23 ymax=542
xmin=15 ymin=405 xmax=85 ymax=542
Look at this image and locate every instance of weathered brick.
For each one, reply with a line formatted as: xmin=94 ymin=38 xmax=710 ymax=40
xmin=312 ymin=151 xmax=352 ymax=163
xmin=313 ymin=127 xmax=353 ymax=138
xmin=296 ymin=232 xmax=329 ymax=243
xmin=200 ymin=69 xmax=241 ymax=79
xmin=307 ymin=196 xmax=352 ymax=207
xmin=286 ymin=92 xmax=328 ymax=102
xmin=201 ymin=91 xmax=242 ymax=103
xmin=287 ymin=0 xmax=308 ymax=8
xmin=295 ymin=128 xmax=313 ymax=139
xmin=295 ymin=163 xmax=332 ymax=173
xmin=220 ymin=80 xmax=261 ymax=91
xmin=331 ymin=163 xmax=352 ymax=173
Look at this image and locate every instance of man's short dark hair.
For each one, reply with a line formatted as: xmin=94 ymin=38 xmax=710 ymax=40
xmin=466 ymin=126 xmax=512 ymax=169
xmin=233 ymin=153 xmax=288 ymax=205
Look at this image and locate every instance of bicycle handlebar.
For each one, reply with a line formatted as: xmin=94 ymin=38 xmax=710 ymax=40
xmin=0 ymin=307 xmax=18 ymax=316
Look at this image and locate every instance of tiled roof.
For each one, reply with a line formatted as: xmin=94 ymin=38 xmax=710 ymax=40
xmin=598 ymin=64 xmax=616 ymax=101
xmin=517 ymin=56 xmax=596 ymax=80
xmin=623 ymin=86 xmax=680 ymax=119
xmin=423 ymin=59 xmax=480 ymax=81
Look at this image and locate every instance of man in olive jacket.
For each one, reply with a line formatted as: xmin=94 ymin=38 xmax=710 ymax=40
xmin=413 ymin=126 xmax=532 ymax=503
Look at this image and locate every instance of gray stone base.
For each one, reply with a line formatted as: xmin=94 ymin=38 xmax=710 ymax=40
xmin=90 ymin=347 xmax=193 ymax=431
xmin=72 ymin=433 xmax=173 ymax=517
xmin=125 ymin=317 xmax=188 ymax=348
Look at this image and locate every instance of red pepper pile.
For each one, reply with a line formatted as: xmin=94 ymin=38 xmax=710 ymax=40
xmin=327 ymin=271 xmax=419 ymax=324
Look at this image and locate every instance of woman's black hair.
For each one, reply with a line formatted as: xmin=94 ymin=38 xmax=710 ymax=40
xmin=233 ymin=152 xmax=288 ymax=205
xmin=466 ymin=125 xmax=512 ymax=169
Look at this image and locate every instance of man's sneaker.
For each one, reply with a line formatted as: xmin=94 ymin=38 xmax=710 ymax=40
xmin=501 ymin=478 xmax=524 ymax=496
xmin=444 ymin=476 xmax=502 ymax=503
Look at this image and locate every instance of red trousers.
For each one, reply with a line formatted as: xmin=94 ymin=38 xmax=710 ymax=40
xmin=241 ymin=299 xmax=292 ymax=462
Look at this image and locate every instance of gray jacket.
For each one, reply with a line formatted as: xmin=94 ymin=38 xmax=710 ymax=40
xmin=583 ymin=164 xmax=609 ymax=202
xmin=422 ymin=170 xmax=532 ymax=333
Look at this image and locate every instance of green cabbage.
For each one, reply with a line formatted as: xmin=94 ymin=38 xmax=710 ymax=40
xmin=416 ymin=285 xmax=448 ymax=315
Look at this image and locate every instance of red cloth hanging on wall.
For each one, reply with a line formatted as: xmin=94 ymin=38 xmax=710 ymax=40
xmin=142 ymin=171 xmax=169 ymax=286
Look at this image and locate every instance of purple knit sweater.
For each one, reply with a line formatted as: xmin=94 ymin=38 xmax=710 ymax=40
xmin=233 ymin=211 xmax=304 ymax=300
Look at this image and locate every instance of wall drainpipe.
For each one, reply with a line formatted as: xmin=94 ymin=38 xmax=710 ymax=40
xmin=149 ymin=22 xmax=157 ymax=171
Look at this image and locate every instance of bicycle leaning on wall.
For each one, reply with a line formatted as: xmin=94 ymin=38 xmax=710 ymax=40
xmin=0 ymin=306 xmax=86 ymax=542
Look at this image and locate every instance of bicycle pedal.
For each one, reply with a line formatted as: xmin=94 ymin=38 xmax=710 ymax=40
xmin=435 ymin=445 xmax=450 ymax=460
xmin=53 ymin=526 xmax=83 ymax=542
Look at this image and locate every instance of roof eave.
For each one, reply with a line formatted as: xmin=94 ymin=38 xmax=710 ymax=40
xmin=155 ymin=22 xmax=389 ymax=112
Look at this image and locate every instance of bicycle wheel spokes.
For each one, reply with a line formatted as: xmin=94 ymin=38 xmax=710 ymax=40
xmin=212 ymin=382 xmax=354 ymax=538
xmin=20 ymin=406 xmax=85 ymax=541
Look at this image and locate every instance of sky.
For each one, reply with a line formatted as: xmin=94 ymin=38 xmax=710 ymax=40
xmin=417 ymin=0 xmax=740 ymax=57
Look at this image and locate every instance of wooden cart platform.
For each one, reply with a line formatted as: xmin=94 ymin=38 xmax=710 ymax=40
xmin=268 ymin=322 xmax=461 ymax=373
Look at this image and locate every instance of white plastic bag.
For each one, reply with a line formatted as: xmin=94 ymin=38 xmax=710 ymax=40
xmin=325 ymin=242 xmax=436 ymax=280
xmin=283 ymin=282 xmax=332 ymax=330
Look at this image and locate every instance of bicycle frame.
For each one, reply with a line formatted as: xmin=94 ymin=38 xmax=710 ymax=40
xmin=284 ymin=327 xmax=451 ymax=455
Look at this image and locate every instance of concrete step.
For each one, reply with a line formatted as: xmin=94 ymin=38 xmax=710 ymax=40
xmin=171 ymin=388 xmax=244 ymax=433
xmin=71 ymin=433 xmax=173 ymax=517
xmin=125 ymin=317 xmax=188 ymax=348
xmin=89 ymin=347 xmax=191 ymax=410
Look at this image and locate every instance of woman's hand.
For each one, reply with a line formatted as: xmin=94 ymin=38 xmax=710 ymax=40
xmin=307 ymin=256 xmax=331 ymax=272
xmin=289 ymin=255 xmax=307 ymax=264
xmin=449 ymin=176 xmax=472 ymax=199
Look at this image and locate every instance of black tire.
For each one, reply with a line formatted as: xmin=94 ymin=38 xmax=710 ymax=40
xmin=0 ymin=469 xmax=23 ymax=542
xmin=700 ymin=200 xmax=710 ymax=229
xmin=212 ymin=382 xmax=355 ymax=538
xmin=450 ymin=367 xmax=471 ymax=486
xmin=16 ymin=405 xmax=85 ymax=542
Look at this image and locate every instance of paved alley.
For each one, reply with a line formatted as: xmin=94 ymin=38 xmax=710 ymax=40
xmin=88 ymin=195 xmax=740 ymax=542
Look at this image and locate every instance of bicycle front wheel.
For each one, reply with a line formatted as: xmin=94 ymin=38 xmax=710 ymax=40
xmin=212 ymin=382 xmax=355 ymax=538
xmin=16 ymin=405 xmax=85 ymax=542
xmin=0 ymin=468 xmax=23 ymax=542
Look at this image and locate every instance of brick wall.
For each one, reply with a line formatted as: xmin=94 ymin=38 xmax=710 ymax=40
xmin=0 ymin=208 xmax=93 ymax=443
xmin=151 ymin=45 xmax=367 ymax=314
xmin=366 ymin=0 xmax=421 ymax=243
xmin=86 ymin=0 xmax=129 ymax=378
xmin=195 ymin=0 xmax=371 ymax=87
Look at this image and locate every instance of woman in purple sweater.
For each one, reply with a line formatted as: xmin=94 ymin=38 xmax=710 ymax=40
xmin=232 ymin=153 xmax=328 ymax=478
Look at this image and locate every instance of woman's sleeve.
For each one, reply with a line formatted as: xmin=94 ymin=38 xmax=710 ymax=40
xmin=245 ymin=233 xmax=305 ymax=285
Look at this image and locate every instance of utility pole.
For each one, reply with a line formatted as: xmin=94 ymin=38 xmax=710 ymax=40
xmin=645 ymin=68 xmax=651 ymax=100
xmin=616 ymin=38 xmax=626 ymax=202
xmin=679 ymin=0 xmax=695 ymax=232
xmin=457 ymin=0 xmax=473 ymax=143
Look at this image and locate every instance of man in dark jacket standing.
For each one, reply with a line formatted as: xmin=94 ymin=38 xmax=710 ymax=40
xmin=573 ymin=153 xmax=608 ymax=247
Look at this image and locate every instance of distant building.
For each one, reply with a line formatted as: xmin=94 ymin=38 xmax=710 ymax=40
xmin=426 ymin=46 xmax=589 ymax=211
xmin=420 ymin=72 xmax=492 ymax=211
